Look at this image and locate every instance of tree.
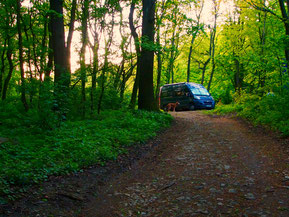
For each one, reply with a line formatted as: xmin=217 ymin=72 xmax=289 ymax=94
xmin=49 ymin=0 xmax=70 ymax=117
xmin=187 ymin=0 xmax=204 ymax=82
xmin=79 ymin=0 xmax=89 ymax=117
xmin=277 ymin=0 xmax=289 ymax=68
xmin=207 ymin=0 xmax=219 ymax=92
xmin=65 ymin=0 xmax=77 ymax=75
xmin=129 ymin=0 xmax=142 ymax=109
xmin=88 ymin=0 xmax=102 ymax=112
xmin=16 ymin=0 xmax=29 ymax=111
xmin=155 ymin=0 xmax=167 ymax=100
xmin=138 ymin=0 xmax=157 ymax=110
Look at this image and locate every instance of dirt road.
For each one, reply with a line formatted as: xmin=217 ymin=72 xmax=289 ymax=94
xmin=82 ymin=111 xmax=289 ymax=217
xmin=3 ymin=112 xmax=289 ymax=217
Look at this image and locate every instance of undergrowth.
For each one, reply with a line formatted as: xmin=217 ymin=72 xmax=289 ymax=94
xmin=209 ymin=91 xmax=289 ymax=136
xmin=0 ymin=109 xmax=172 ymax=203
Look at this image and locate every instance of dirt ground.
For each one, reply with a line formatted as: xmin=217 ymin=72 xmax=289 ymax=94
xmin=2 ymin=111 xmax=289 ymax=217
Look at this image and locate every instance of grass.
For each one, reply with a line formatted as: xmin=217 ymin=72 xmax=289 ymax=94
xmin=207 ymin=92 xmax=289 ymax=137
xmin=0 ymin=109 xmax=172 ymax=203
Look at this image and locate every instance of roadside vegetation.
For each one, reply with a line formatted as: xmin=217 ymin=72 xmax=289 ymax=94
xmin=209 ymin=89 xmax=289 ymax=137
xmin=0 ymin=102 xmax=172 ymax=202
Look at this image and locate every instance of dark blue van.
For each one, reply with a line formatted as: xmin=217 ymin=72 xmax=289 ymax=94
xmin=159 ymin=82 xmax=215 ymax=110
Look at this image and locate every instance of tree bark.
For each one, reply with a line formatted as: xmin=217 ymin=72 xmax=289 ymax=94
xmin=278 ymin=0 xmax=289 ymax=69
xmin=66 ymin=0 xmax=77 ymax=75
xmin=129 ymin=1 xmax=142 ymax=109
xmin=187 ymin=33 xmax=198 ymax=82
xmin=97 ymin=14 xmax=114 ymax=114
xmin=155 ymin=27 xmax=162 ymax=102
xmin=200 ymin=58 xmax=210 ymax=85
xmin=207 ymin=0 xmax=218 ymax=92
xmin=155 ymin=0 xmax=166 ymax=101
xmin=2 ymin=37 xmax=13 ymax=101
xmin=167 ymin=6 xmax=177 ymax=84
xmin=90 ymin=32 xmax=99 ymax=112
xmin=50 ymin=0 xmax=69 ymax=116
xmin=0 ymin=39 xmax=6 ymax=97
xmin=207 ymin=28 xmax=216 ymax=92
xmin=16 ymin=0 xmax=29 ymax=111
xmin=138 ymin=0 xmax=157 ymax=111
xmin=45 ymin=22 xmax=53 ymax=82
xmin=80 ymin=0 xmax=89 ymax=118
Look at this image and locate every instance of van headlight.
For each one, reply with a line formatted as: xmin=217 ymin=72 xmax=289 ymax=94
xmin=194 ymin=96 xmax=201 ymax=100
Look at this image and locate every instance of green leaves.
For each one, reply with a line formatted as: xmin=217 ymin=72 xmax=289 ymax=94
xmin=0 ymin=109 xmax=172 ymax=200
xmin=213 ymin=89 xmax=289 ymax=136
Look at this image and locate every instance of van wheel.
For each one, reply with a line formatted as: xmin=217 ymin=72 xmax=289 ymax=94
xmin=189 ymin=105 xmax=195 ymax=111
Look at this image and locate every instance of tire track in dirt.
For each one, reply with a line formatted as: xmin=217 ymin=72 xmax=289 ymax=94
xmin=82 ymin=111 xmax=289 ymax=217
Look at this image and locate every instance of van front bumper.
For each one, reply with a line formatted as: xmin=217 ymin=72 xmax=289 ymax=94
xmin=193 ymin=100 xmax=215 ymax=109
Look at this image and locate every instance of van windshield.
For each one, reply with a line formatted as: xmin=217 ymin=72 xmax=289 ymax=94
xmin=190 ymin=87 xmax=210 ymax=96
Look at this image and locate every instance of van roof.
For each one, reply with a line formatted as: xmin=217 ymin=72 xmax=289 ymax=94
xmin=162 ymin=82 xmax=204 ymax=88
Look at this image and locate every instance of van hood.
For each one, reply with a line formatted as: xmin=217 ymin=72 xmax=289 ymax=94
xmin=194 ymin=95 xmax=214 ymax=100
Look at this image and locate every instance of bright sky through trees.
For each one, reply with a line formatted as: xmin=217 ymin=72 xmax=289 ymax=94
xmin=23 ymin=0 xmax=234 ymax=73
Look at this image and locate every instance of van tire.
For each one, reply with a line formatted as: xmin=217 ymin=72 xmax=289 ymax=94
xmin=189 ymin=105 xmax=195 ymax=111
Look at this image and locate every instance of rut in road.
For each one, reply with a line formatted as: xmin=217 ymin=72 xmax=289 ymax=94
xmin=82 ymin=111 xmax=289 ymax=217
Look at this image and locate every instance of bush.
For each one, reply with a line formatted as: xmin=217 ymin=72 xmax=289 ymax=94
xmin=0 ymin=109 xmax=172 ymax=201
xmin=212 ymin=90 xmax=289 ymax=136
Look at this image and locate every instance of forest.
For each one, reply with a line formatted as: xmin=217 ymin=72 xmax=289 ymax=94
xmin=1 ymin=0 xmax=289 ymax=203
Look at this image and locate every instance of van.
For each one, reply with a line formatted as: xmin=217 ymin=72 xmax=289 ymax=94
xmin=159 ymin=82 xmax=215 ymax=110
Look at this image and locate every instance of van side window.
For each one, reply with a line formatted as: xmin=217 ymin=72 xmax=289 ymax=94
xmin=161 ymin=87 xmax=173 ymax=98
xmin=184 ymin=86 xmax=190 ymax=96
xmin=174 ymin=85 xmax=183 ymax=96
xmin=175 ymin=90 xmax=184 ymax=96
xmin=161 ymin=90 xmax=169 ymax=97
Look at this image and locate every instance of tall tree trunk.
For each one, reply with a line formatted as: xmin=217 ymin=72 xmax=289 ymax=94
xmin=66 ymin=0 xmax=77 ymax=75
xmin=155 ymin=27 xmax=162 ymax=102
xmin=119 ymin=62 xmax=125 ymax=101
xmin=2 ymin=37 xmax=13 ymax=101
xmin=90 ymin=33 xmax=99 ymax=112
xmin=45 ymin=21 xmax=53 ymax=82
xmin=0 ymin=40 xmax=6 ymax=97
xmin=207 ymin=62 xmax=215 ymax=91
xmin=187 ymin=0 xmax=204 ymax=82
xmin=207 ymin=29 xmax=216 ymax=92
xmin=50 ymin=0 xmax=69 ymax=117
xmin=80 ymin=0 xmax=89 ymax=118
xmin=97 ymin=51 xmax=108 ymax=114
xmin=97 ymin=14 xmax=114 ymax=114
xmin=187 ymin=43 xmax=193 ymax=83
xmin=187 ymin=34 xmax=198 ymax=82
xmin=168 ymin=12 xmax=177 ymax=84
xmin=195 ymin=57 xmax=210 ymax=85
xmin=16 ymin=0 xmax=29 ymax=111
xmin=234 ymin=56 xmax=241 ymax=92
xmin=259 ymin=7 xmax=267 ymax=88
xmin=278 ymin=0 xmax=289 ymax=72
xmin=29 ymin=12 xmax=41 ymax=75
xmin=40 ymin=17 xmax=48 ymax=81
xmin=129 ymin=1 xmax=141 ymax=109
xmin=23 ymin=18 xmax=35 ymax=104
xmin=138 ymin=0 xmax=157 ymax=111
xmin=207 ymin=0 xmax=218 ymax=92
xmin=38 ymin=18 xmax=49 ymax=110
xmin=155 ymin=0 xmax=166 ymax=101
xmin=118 ymin=10 xmax=127 ymax=103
